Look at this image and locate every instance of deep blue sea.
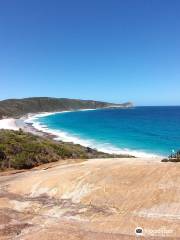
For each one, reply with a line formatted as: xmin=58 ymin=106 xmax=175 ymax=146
xmin=27 ymin=107 xmax=180 ymax=157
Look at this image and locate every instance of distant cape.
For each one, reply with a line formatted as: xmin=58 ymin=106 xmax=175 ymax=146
xmin=0 ymin=97 xmax=133 ymax=119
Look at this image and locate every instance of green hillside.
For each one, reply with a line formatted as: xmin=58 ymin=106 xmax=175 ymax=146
xmin=0 ymin=97 xmax=133 ymax=119
xmin=0 ymin=130 xmax=132 ymax=170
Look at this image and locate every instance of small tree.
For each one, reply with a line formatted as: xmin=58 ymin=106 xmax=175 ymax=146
xmin=0 ymin=149 xmax=6 ymax=169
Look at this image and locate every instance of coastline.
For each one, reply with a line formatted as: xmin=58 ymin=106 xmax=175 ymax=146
xmin=0 ymin=110 xmax=164 ymax=159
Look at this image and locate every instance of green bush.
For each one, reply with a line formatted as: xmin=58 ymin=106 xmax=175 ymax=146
xmin=0 ymin=129 xmax=119 ymax=170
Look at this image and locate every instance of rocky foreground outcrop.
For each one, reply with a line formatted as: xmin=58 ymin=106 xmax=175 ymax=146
xmin=0 ymin=158 xmax=180 ymax=239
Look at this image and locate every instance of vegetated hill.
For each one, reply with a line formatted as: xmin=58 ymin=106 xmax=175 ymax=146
xmin=0 ymin=97 xmax=133 ymax=119
xmin=0 ymin=130 xmax=132 ymax=170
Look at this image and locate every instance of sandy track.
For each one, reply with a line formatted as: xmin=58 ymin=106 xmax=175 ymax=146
xmin=0 ymin=157 xmax=180 ymax=239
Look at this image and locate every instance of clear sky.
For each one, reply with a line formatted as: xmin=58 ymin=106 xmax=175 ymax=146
xmin=0 ymin=0 xmax=180 ymax=105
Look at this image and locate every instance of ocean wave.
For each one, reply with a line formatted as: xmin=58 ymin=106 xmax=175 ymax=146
xmin=24 ymin=109 xmax=97 ymax=123
xmin=24 ymin=111 xmax=162 ymax=158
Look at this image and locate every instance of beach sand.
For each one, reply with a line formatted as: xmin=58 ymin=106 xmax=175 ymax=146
xmin=0 ymin=118 xmax=20 ymax=130
xmin=0 ymin=116 xmax=56 ymax=138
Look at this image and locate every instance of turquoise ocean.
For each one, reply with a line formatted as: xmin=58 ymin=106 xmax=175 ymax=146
xmin=25 ymin=107 xmax=180 ymax=157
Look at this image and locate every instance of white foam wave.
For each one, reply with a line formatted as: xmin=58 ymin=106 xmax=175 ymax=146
xmin=24 ymin=109 xmax=96 ymax=124
xmin=24 ymin=111 xmax=163 ymax=158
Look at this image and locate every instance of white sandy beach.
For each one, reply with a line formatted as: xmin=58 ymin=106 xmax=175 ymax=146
xmin=0 ymin=118 xmax=20 ymax=130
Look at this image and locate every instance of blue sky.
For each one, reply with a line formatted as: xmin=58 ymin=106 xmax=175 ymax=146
xmin=0 ymin=0 xmax=180 ymax=105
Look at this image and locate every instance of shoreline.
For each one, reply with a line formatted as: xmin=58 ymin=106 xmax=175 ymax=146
xmin=0 ymin=110 xmax=164 ymax=159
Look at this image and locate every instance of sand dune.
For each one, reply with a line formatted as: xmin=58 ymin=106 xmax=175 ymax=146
xmin=0 ymin=157 xmax=180 ymax=239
